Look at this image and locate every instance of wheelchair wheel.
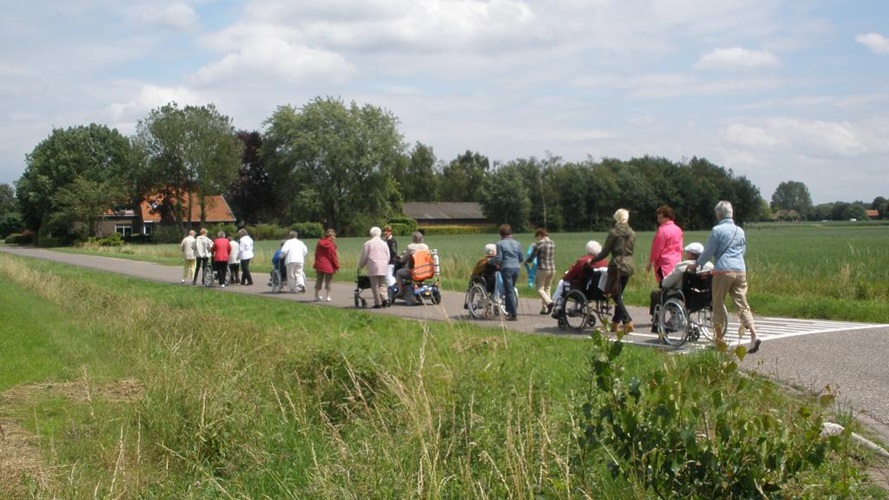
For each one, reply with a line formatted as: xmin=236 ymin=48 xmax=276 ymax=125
xmin=659 ymin=298 xmax=689 ymax=347
xmin=563 ymin=289 xmax=590 ymax=331
xmin=687 ymin=308 xmax=713 ymax=342
xmin=202 ymin=267 xmax=214 ymax=287
xmin=430 ymin=288 xmax=442 ymax=305
xmin=271 ymin=269 xmax=283 ymax=293
xmin=467 ymin=283 xmax=488 ymax=319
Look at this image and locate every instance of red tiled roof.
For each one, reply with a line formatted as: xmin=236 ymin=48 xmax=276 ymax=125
xmin=141 ymin=193 xmax=236 ymax=223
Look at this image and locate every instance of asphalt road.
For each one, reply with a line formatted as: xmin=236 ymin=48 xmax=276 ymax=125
xmin=3 ymin=246 xmax=888 ymax=444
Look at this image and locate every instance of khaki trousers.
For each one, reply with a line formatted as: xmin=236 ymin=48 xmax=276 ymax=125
xmin=711 ymin=272 xmax=755 ymax=339
xmin=535 ymin=268 xmax=555 ymax=309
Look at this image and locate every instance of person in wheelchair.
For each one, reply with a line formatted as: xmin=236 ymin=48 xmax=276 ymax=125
xmin=648 ymin=242 xmax=712 ymax=332
xmin=472 ymin=243 xmax=501 ymax=297
xmin=551 ymin=240 xmax=608 ymax=317
xmin=394 ymin=231 xmax=430 ymax=298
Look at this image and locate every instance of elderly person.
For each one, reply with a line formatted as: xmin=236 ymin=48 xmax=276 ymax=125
xmin=179 ymin=230 xmax=196 ymax=284
xmin=358 ymin=226 xmax=391 ymax=308
xmin=646 ymin=205 xmax=684 ymax=284
xmin=227 ymin=234 xmax=241 ymax=284
xmin=591 ymin=209 xmax=637 ymax=333
xmin=211 ymin=231 xmax=231 ymax=287
xmin=525 ymin=228 xmax=556 ymax=315
xmin=688 ymin=201 xmax=760 ymax=353
xmin=313 ymin=228 xmax=340 ymax=302
xmin=395 ymin=231 xmax=430 ymax=298
xmin=193 ymin=228 xmax=213 ymax=285
xmin=551 ymin=240 xmax=608 ymax=314
xmin=281 ymin=230 xmax=308 ymax=293
xmin=383 ymin=225 xmax=399 ymax=287
xmin=648 ymin=242 xmax=713 ymax=332
xmin=492 ymin=224 xmax=523 ymax=321
xmin=238 ymin=228 xmax=255 ymax=286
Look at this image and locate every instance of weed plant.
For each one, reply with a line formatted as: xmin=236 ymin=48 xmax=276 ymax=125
xmin=0 ymin=253 xmax=883 ymax=498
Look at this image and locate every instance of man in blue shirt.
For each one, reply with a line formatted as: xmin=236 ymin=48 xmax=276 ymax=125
xmin=689 ymin=201 xmax=760 ymax=354
xmin=493 ymin=224 xmax=523 ymax=321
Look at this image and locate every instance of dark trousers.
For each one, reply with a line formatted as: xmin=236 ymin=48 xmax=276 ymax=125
xmin=240 ymin=259 xmax=252 ymax=285
xmin=194 ymin=257 xmax=209 ymax=284
xmin=228 ymin=263 xmax=240 ymax=283
xmin=611 ymin=274 xmax=632 ymax=324
xmin=214 ymin=260 xmax=228 ymax=285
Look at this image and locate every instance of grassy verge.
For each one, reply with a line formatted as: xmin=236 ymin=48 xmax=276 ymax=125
xmin=0 ymin=253 xmax=884 ymax=497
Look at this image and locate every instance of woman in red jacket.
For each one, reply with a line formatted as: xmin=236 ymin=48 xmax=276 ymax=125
xmin=313 ymin=228 xmax=340 ymax=301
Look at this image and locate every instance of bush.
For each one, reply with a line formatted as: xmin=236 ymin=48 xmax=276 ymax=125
xmin=248 ymin=223 xmax=290 ymax=242
xmin=576 ymin=334 xmax=847 ymax=498
xmin=0 ymin=213 xmax=25 ymax=239
xmin=151 ymin=225 xmax=186 ymax=244
xmin=387 ymin=216 xmax=418 ymax=236
xmin=418 ymin=225 xmax=498 ymax=236
xmin=96 ymin=233 xmax=125 ymax=247
xmin=292 ymin=222 xmax=324 ymax=239
xmin=5 ymin=230 xmax=34 ymax=245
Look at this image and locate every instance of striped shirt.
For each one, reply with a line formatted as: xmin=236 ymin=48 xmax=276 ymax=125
xmin=528 ymin=237 xmax=555 ymax=271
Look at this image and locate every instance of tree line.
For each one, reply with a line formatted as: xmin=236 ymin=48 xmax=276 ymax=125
xmin=4 ymin=96 xmax=885 ymax=241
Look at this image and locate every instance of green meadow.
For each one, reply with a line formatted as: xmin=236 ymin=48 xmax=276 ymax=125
xmin=64 ymin=223 xmax=889 ymax=323
xmin=0 ymin=247 xmax=885 ymax=497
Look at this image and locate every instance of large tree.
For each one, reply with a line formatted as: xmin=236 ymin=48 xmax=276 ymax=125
xmin=478 ymin=164 xmax=531 ymax=232
xmin=226 ymin=130 xmax=274 ymax=224
xmin=437 ymin=150 xmax=490 ymax=202
xmin=771 ymin=180 xmax=813 ymax=220
xmin=50 ymin=178 xmax=126 ymax=237
xmin=16 ymin=124 xmax=134 ymax=235
xmin=132 ymin=102 xmax=242 ymax=233
xmin=0 ymin=183 xmax=15 ymax=215
xmin=262 ymin=97 xmax=405 ymax=234
xmin=395 ymin=142 xmax=439 ymax=201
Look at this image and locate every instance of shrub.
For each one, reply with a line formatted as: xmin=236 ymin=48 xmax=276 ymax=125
xmin=248 ymin=223 xmax=290 ymax=241
xmin=96 ymin=233 xmax=125 ymax=247
xmin=418 ymin=225 xmax=498 ymax=236
xmin=5 ymin=230 xmax=35 ymax=245
xmin=151 ymin=225 xmax=186 ymax=244
xmin=387 ymin=216 xmax=418 ymax=236
xmin=292 ymin=222 xmax=324 ymax=239
xmin=576 ymin=334 xmax=847 ymax=498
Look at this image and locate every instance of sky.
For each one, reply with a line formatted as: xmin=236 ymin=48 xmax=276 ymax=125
xmin=1 ymin=0 xmax=887 ymax=205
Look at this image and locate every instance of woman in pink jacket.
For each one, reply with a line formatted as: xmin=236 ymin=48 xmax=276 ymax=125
xmin=313 ymin=229 xmax=340 ymax=301
xmin=358 ymin=226 xmax=390 ymax=308
xmin=646 ymin=205 xmax=684 ymax=285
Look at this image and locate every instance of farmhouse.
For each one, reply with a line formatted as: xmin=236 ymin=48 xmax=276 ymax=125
xmin=402 ymin=202 xmax=489 ymax=227
xmin=99 ymin=192 xmax=236 ymax=237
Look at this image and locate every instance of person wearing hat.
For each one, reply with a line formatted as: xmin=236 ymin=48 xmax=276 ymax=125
xmin=648 ymin=242 xmax=713 ymax=332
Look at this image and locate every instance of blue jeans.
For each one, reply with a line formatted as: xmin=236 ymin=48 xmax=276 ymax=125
xmin=500 ymin=267 xmax=520 ymax=317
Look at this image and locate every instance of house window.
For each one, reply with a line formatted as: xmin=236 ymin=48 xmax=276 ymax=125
xmin=115 ymin=225 xmax=133 ymax=237
xmin=142 ymin=223 xmax=153 ymax=236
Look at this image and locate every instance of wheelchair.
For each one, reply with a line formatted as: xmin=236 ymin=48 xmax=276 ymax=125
xmin=465 ymin=275 xmax=502 ymax=319
xmin=657 ymin=271 xmax=717 ymax=347
xmin=554 ymin=269 xmax=612 ymax=332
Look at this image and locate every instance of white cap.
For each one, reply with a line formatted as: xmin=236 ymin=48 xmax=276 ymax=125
xmin=684 ymin=242 xmax=704 ymax=255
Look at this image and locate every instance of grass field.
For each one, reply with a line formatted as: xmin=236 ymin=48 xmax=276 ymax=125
xmin=61 ymin=222 xmax=889 ymax=323
xmin=0 ymin=252 xmax=882 ymax=498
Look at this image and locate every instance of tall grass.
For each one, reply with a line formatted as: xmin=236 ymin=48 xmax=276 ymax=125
xmin=1 ymin=252 xmax=882 ymax=498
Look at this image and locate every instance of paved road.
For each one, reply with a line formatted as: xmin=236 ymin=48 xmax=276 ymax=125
xmin=3 ymin=246 xmax=888 ymax=443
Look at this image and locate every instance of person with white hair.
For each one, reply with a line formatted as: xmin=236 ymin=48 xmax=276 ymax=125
xmin=394 ymin=231 xmax=430 ymax=298
xmin=469 ymin=243 xmax=503 ymax=308
xmin=688 ymin=200 xmax=761 ymax=353
xmin=179 ymin=229 xmax=197 ymax=284
xmin=358 ymin=226 xmax=390 ymax=308
xmin=648 ymin=242 xmax=713 ymax=332
xmin=551 ymin=240 xmax=609 ymax=315
xmin=280 ymin=230 xmax=308 ymax=293
xmin=591 ymin=208 xmax=637 ymax=333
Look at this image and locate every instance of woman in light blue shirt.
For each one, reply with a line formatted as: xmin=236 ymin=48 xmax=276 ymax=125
xmin=690 ymin=201 xmax=760 ymax=354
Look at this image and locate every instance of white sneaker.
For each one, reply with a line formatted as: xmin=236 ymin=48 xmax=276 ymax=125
xmin=221 ymin=284 xmax=225 ymax=288
xmin=314 ymin=297 xmax=322 ymax=302
xmin=325 ymin=297 xmax=332 ymax=302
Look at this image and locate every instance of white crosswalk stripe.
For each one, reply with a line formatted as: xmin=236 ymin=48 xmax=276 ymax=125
xmin=623 ymin=317 xmax=888 ymax=348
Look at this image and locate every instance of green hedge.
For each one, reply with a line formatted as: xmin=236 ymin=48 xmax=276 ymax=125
xmin=418 ymin=225 xmax=499 ymax=236
xmin=4 ymin=231 xmax=35 ymax=245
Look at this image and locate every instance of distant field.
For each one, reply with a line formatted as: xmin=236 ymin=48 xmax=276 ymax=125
xmin=57 ymin=223 xmax=889 ymax=322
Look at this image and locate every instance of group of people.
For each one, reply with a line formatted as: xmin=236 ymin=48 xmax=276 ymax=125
xmin=357 ymin=226 xmax=429 ymax=308
xmin=471 ymin=200 xmax=759 ymax=353
xmin=179 ymin=199 xmax=760 ymax=353
xmin=180 ymin=228 xmax=255 ymax=287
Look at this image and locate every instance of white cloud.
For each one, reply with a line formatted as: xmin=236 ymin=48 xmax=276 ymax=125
xmin=695 ymin=47 xmax=780 ymax=71
xmin=721 ymin=124 xmax=782 ymax=148
xmin=855 ymin=33 xmax=889 ymax=54
xmin=192 ymin=37 xmax=357 ymax=84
